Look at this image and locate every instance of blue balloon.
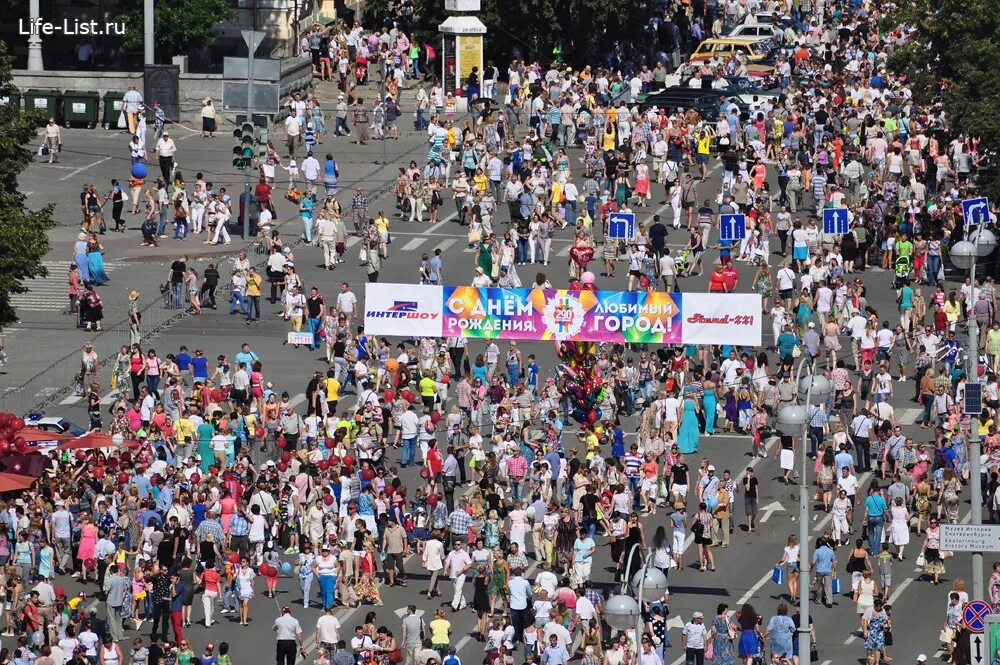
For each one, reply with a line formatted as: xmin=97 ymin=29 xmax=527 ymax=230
xmin=131 ymin=163 xmax=148 ymax=179
xmin=279 ymin=561 xmax=293 ymax=574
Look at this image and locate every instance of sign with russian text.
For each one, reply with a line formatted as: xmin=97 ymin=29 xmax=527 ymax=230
xmin=363 ymin=284 xmax=761 ymax=346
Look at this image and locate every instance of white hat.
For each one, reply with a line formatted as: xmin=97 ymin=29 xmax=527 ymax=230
xmin=808 ymin=322 xmax=815 ymax=328
xmin=693 ymin=611 xmax=704 ymax=619
xmin=266 ymin=460 xmax=276 ymax=467
xmin=707 ymin=465 xmax=715 ymax=471
xmin=917 ymin=656 xmax=927 ymax=663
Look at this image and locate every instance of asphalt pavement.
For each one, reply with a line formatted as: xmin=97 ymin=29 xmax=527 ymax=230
xmin=2 ymin=76 xmax=983 ymax=665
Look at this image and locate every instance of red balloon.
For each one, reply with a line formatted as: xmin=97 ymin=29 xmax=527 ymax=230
xmin=361 ymin=468 xmax=375 ymax=481
xmin=587 ymin=410 xmax=598 ymax=424
xmin=93 ymin=467 xmax=105 ymax=479
xmin=265 ymin=564 xmax=279 ymax=578
xmin=277 ymin=462 xmax=288 ymax=472
xmin=117 ymin=472 xmax=129 ymax=485
xmin=419 ymin=468 xmax=431 ymax=479
xmin=191 ymin=473 xmax=201 ymax=484
xmin=280 ymin=451 xmax=292 ymax=464
xmin=330 ymin=455 xmax=341 ymax=466
xmin=276 ymin=436 xmax=287 ymax=449
xmin=10 ymin=418 xmax=25 ymax=431
xmin=324 ymin=437 xmax=335 ymax=449
xmin=120 ymin=451 xmax=132 ymax=463
xmin=440 ymin=374 xmax=450 ymax=385
xmin=211 ymin=389 xmax=223 ymax=403
xmin=255 ymin=426 xmax=265 ymax=439
xmin=0 ymin=441 xmax=10 ymax=455
xmin=342 ymin=454 xmax=355 ymax=467
xmin=75 ymin=450 xmax=87 ymax=461
xmin=106 ymin=457 xmax=119 ymax=468
xmin=0 ymin=413 xmax=11 ymax=428
xmin=384 ymin=389 xmax=395 ymax=403
xmin=84 ymin=558 xmax=96 ymax=570
xmin=323 ymin=495 xmax=334 ymax=506
xmin=429 ymin=411 xmax=441 ymax=425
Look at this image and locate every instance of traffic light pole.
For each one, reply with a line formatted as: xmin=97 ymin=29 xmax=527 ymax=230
xmin=243 ymin=40 xmax=255 ymax=240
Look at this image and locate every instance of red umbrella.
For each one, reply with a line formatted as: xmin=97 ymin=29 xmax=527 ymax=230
xmin=0 ymin=471 xmax=37 ymax=493
xmin=56 ymin=433 xmax=142 ymax=451
xmin=14 ymin=428 xmax=74 ymax=443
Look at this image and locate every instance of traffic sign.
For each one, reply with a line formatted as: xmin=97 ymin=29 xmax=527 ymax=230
xmin=941 ymin=524 xmax=1000 ymax=552
xmin=964 ymin=600 xmax=993 ymax=633
xmin=608 ymin=212 xmax=635 ymax=240
xmin=720 ymin=214 xmax=746 ymax=241
xmin=972 ymin=632 xmax=986 ymax=665
xmin=822 ymin=207 xmax=849 ymax=234
xmin=963 ymin=197 xmax=991 ymax=226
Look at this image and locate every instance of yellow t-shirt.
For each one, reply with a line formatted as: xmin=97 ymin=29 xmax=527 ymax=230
xmin=174 ymin=417 xmax=195 ymax=444
xmin=325 ymin=377 xmax=341 ymax=403
xmin=419 ymin=376 xmax=436 ymax=397
xmin=944 ymin=300 xmax=960 ymax=322
xmin=472 ymin=174 xmax=488 ymax=193
xmin=550 ymin=180 xmax=564 ymax=204
xmin=429 ymin=618 xmax=451 ymax=645
xmin=246 ymin=274 xmax=261 ymax=297
xmin=375 ymin=216 xmax=389 ymax=234
xmin=697 ymin=135 xmax=711 ymax=154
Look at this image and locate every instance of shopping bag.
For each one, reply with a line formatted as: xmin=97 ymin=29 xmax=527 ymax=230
xmin=915 ymin=552 xmax=926 ymax=567
xmin=831 ymin=576 xmax=842 ymax=595
xmin=705 ymin=640 xmax=714 ymax=661
xmin=772 ymin=565 xmax=784 ymax=585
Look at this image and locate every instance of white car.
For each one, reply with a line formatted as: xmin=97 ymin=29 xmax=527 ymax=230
xmin=728 ymin=22 xmax=786 ymax=42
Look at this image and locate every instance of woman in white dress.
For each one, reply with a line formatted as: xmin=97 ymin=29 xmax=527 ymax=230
xmin=853 ymin=568 xmax=878 ymax=633
xmin=889 ymin=496 xmax=911 ymax=559
xmin=236 ymin=559 xmax=255 ymax=626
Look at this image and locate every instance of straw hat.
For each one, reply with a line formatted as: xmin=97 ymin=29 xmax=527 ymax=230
xmin=128 ymin=290 xmax=140 ymax=301
xmin=202 ymin=97 xmax=213 ymax=105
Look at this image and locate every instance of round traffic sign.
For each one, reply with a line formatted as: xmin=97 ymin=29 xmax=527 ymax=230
xmin=963 ymin=599 xmax=992 ymax=633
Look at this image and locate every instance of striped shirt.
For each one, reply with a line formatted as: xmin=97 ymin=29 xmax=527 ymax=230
xmin=229 ymin=514 xmax=250 ymax=537
xmin=623 ymin=453 xmax=643 ymax=478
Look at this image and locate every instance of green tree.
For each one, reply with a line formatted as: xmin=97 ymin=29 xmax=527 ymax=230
xmin=0 ymin=42 xmax=58 ymax=328
xmin=120 ymin=0 xmax=233 ymax=58
xmin=888 ymin=0 xmax=1000 ymax=196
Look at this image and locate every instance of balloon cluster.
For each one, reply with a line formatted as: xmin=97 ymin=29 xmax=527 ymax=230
xmin=0 ymin=412 xmax=28 ymax=455
xmin=559 ymin=342 xmax=606 ymax=425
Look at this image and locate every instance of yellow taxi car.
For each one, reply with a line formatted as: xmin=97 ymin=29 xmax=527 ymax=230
xmin=688 ymin=37 xmax=776 ymax=65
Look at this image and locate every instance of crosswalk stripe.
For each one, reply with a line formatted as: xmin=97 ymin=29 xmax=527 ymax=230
xmin=290 ymin=393 xmax=307 ymax=407
xmin=100 ymin=393 xmax=118 ymax=405
xmin=11 ymin=260 xmax=126 ymax=312
xmin=347 ymin=236 xmax=360 ymax=247
xmin=896 ymin=407 xmax=923 ymax=425
xmin=59 ymin=395 xmax=82 ymax=406
xmin=435 ymin=239 xmax=457 ymax=252
xmin=557 ymin=245 xmax=571 ymax=256
xmin=401 ymin=238 xmax=424 ymax=251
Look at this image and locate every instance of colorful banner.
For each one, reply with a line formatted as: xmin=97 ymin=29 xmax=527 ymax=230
xmin=364 ymin=284 xmax=761 ymax=346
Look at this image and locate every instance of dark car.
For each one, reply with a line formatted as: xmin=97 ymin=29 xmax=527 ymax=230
xmin=638 ymin=87 xmax=727 ymax=121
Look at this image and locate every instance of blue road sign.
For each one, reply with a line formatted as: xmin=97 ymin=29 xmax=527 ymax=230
xmin=822 ymin=207 xmax=849 ymax=234
xmin=719 ymin=214 xmax=746 ymax=241
xmin=964 ymin=197 xmax=991 ymax=226
xmin=965 ymin=599 xmax=993 ymax=633
xmin=608 ymin=212 xmax=635 ymax=240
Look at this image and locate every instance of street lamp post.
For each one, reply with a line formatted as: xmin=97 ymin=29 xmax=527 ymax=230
xmin=777 ymin=361 xmax=831 ymax=665
xmin=603 ymin=544 xmax=669 ymax=644
xmin=948 ymin=226 xmax=997 ymax=599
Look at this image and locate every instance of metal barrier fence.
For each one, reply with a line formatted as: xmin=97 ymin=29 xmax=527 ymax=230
xmin=0 ymin=295 xmax=186 ymax=417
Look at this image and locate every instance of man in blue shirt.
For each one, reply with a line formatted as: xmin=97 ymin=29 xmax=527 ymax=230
xmin=542 ymin=635 xmax=570 ymax=665
xmin=234 ymin=342 xmax=259 ymax=369
xmin=428 ymin=249 xmax=443 ymax=285
xmin=169 ymin=570 xmax=186 ymax=643
xmin=834 ymin=444 xmax=855 ymax=475
xmin=175 ymin=346 xmax=192 ymax=386
xmin=863 ymin=491 xmax=888 ymax=554
xmin=811 ymin=538 xmax=836 ymax=607
xmin=526 ymin=355 xmax=539 ymax=396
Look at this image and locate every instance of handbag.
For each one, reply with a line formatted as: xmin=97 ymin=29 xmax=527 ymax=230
xmin=772 ymin=565 xmax=784 ymax=585
xmin=705 ymin=640 xmax=715 ymax=661
xmin=831 ymin=576 xmax=842 ymax=595
xmin=939 ymin=628 xmax=954 ymax=644
xmin=468 ymin=227 xmax=482 ymax=244
xmin=389 ymin=649 xmax=403 ymax=664
xmin=915 ymin=552 xmax=926 ymax=567
xmin=360 ymin=246 xmax=369 ymax=262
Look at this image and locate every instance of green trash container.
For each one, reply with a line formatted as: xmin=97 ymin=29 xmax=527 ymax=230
xmin=0 ymin=89 xmax=20 ymax=111
xmin=102 ymin=90 xmax=126 ymax=130
xmin=62 ymin=90 xmax=100 ymax=128
xmin=22 ymin=89 xmax=62 ymax=125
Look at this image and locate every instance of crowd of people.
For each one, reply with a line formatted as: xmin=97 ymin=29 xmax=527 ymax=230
xmin=10 ymin=3 xmax=1000 ymax=665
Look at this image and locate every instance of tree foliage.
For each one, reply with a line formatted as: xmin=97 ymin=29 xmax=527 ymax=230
xmin=120 ymin=0 xmax=233 ymax=58
xmin=0 ymin=42 xmax=59 ymax=328
xmin=888 ymin=0 xmax=1000 ymax=197
xmin=367 ymin=0 xmax=649 ymax=68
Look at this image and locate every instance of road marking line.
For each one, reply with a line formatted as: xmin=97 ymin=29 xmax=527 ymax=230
xmin=290 ymin=393 xmax=307 ymax=407
xmin=423 ymin=211 xmax=459 ymax=234
xmin=347 ymin=236 xmax=361 ymax=247
xmin=434 ymin=238 xmax=457 ymax=252
xmin=888 ymin=576 xmax=914 ymax=604
xmin=58 ymin=157 xmax=111 ymax=181
xmin=401 ymin=238 xmax=425 ymax=251
xmin=737 ymin=567 xmax=774 ymax=605
xmin=59 ymin=395 xmax=82 ymax=405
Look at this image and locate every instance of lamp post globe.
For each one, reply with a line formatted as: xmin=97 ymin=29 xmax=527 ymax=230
xmin=777 ymin=404 xmax=807 ymax=429
xmin=950 ymin=240 xmax=976 ymax=270
xmin=631 ymin=567 xmax=670 ymax=602
xmin=798 ymin=375 xmax=832 ymax=401
xmin=604 ymin=594 xmax=642 ymax=631
xmin=971 ymin=228 xmax=998 ymax=256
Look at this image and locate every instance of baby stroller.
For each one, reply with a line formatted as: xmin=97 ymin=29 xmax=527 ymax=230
xmin=675 ymin=248 xmax=691 ymax=274
xmin=893 ymin=254 xmax=911 ymax=288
